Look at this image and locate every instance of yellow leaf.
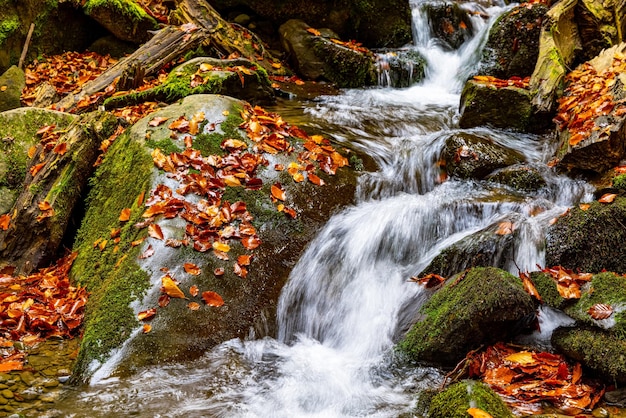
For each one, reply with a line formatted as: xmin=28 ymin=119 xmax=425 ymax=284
xmin=504 ymin=351 xmax=535 ymax=365
xmin=467 ymin=408 xmax=493 ymax=418
xmin=212 ymin=241 xmax=231 ymax=253
xmin=161 ymin=275 xmax=186 ymax=299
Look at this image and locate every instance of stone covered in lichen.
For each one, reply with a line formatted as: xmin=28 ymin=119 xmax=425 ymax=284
xmin=546 ymin=197 xmax=626 ymax=274
xmin=428 ymin=380 xmax=514 ymax=418
xmin=0 ymin=65 xmax=25 ymax=112
xmin=398 ymin=267 xmax=535 ymax=366
xmin=83 ymin=0 xmax=158 ymax=44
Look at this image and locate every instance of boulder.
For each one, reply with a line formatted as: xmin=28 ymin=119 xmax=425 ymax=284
xmin=428 ymin=381 xmax=514 ymax=418
xmin=420 ymin=215 xmax=521 ymax=278
xmin=398 ymin=267 xmax=535 ymax=366
xmin=82 ymin=0 xmax=158 ymax=44
xmin=442 ymin=132 xmax=525 ymax=180
xmin=279 ymin=19 xmax=377 ymax=88
xmin=104 ymin=57 xmax=275 ymax=109
xmin=0 ymin=108 xmax=77 ymax=215
xmin=480 ymin=3 xmax=548 ymax=79
xmin=376 ymin=49 xmax=426 ymax=88
xmin=0 ymin=66 xmax=25 ymax=112
xmin=458 ymin=80 xmax=535 ymax=131
xmin=552 ymin=327 xmax=626 ymax=384
xmin=546 ymin=197 xmax=626 ymax=274
xmin=69 ymin=94 xmax=358 ymax=381
xmin=486 ymin=164 xmax=547 ymax=192
xmin=422 ymin=2 xmax=474 ymax=51
xmin=575 ymin=0 xmax=618 ymax=61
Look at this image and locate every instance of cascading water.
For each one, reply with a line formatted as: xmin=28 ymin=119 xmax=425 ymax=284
xmin=54 ymin=1 xmax=594 ymax=416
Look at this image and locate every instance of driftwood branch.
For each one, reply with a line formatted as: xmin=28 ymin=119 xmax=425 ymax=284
xmin=18 ymin=23 xmax=35 ymax=70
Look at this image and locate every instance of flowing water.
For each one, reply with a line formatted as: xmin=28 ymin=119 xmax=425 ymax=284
xmin=53 ymin=1 xmax=594 ymax=416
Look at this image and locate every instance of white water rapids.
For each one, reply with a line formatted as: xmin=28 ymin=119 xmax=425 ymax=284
xmin=54 ymin=1 xmax=594 ymax=416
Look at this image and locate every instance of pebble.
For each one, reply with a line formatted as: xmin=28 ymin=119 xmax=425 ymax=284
xmin=0 ymin=397 xmax=6 ymax=405
xmin=0 ymin=391 xmax=12 ymax=400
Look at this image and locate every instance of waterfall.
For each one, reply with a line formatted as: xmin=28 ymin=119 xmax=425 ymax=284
xmin=53 ymin=1 xmax=594 ymax=416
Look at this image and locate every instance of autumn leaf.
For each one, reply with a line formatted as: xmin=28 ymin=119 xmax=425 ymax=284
xmin=0 ymin=213 xmax=10 ymax=230
xmin=467 ymin=408 xmax=493 ymax=418
xmin=168 ymin=115 xmax=190 ymax=132
xmin=142 ymin=324 xmax=152 ymax=333
xmin=505 ymin=351 xmax=536 ymax=365
xmin=588 ymin=303 xmax=613 ymax=320
xmin=30 ymin=162 xmax=46 ymax=177
xmin=409 ymin=273 xmax=445 ymax=288
xmin=189 ymin=285 xmax=199 ymax=297
xmin=119 ymin=207 xmax=131 ymax=222
xmin=495 ymin=221 xmax=514 ymax=235
xmin=184 ymin=263 xmax=201 ymax=276
xmin=53 ymin=142 xmax=68 ymax=155
xmin=202 ymin=291 xmax=224 ymax=307
xmin=271 ymin=183 xmax=286 ymax=201
xmin=138 ymin=244 xmax=154 ymax=259
xmin=213 ymin=241 xmax=231 ymax=253
xmin=579 ymin=203 xmax=591 ymax=211
xmin=237 ymin=255 xmax=252 ymax=266
xmin=148 ymin=116 xmax=169 ymax=127
xmin=520 ymin=272 xmax=542 ymax=303
xmin=137 ymin=308 xmax=157 ymax=321
xmin=0 ymin=361 xmax=23 ymax=373
xmin=148 ymin=223 xmax=164 ymax=240
xmin=598 ymin=193 xmax=617 ymax=203
xmin=306 ymin=27 xmax=321 ymax=36
xmin=161 ymin=275 xmax=186 ymax=299
xmin=188 ymin=301 xmax=200 ymax=311
xmin=308 ymin=173 xmax=325 ymax=186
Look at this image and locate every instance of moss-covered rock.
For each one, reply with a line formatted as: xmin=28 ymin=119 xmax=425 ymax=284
xmin=552 ymin=326 xmax=626 ymax=384
xmin=70 ymin=94 xmax=358 ymax=381
xmin=0 ymin=66 xmax=25 ymax=112
xmin=0 ymin=108 xmax=77 ymax=214
xmin=480 ymin=3 xmax=548 ymax=79
xmin=422 ymin=2 xmax=474 ymax=51
xmin=279 ymin=19 xmax=377 ymax=88
xmin=104 ymin=57 xmax=275 ymax=109
xmin=398 ymin=267 xmax=535 ymax=366
xmin=376 ymin=49 xmax=426 ymax=88
xmin=486 ymin=164 xmax=547 ymax=192
xmin=458 ymin=80 xmax=535 ymax=131
xmin=83 ymin=0 xmax=158 ymax=44
xmin=428 ymin=380 xmax=514 ymax=418
xmin=442 ymin=132 xmax=525 ymax=180
xmin=546 ymin=197 xmax=626 ymax=274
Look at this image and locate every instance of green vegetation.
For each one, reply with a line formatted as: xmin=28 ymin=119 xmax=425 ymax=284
xmin=84 ymin=0 xmax=149 ymax=23
xmin=312 ymin=38 xmax=377 ymax=88
xmin=194 ymin=109 xmax=245 ymax=157
xmin=0 ymin=16 xmax=19 ymax=45
xmin=613 ymin=173 xmax=626 ymax=189
xmin=429 ymin=381 xmax=514 ymax=418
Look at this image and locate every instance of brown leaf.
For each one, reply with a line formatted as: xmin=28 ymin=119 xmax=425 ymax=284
xmin=308 ymin=173 xmax=325 ymax=186
xmin=30 ymin=162 xmax=46 ymax=177
xmin=188 ymin=301 xmax=201 ymax=311
xmin=184 ymin=263 xmax=201 ymax=276
xmin=598 ymin=193 xmax=617 ymax=203
xmin=271 ymin=183 xmax=286 ymax=201
xmin=148 ymin=223 xmax=164 ymax=240
xmin=202 ymin=291 xmax=224 ymax=307
xmin=588 ymin=303 xmax=613 ymax=320
xmin=149 ymin=116 xmax=169 ymax=127
xmin=214 ymin=267 xmax=225 ymax=276
xmin=237 ymin=255 xmax=252 ymax=266
xmin=520 ymin=272 xmax=542 ymax=303
xmin=189 ymin=285 xmax=199 ymax=297
xmin=53 ymin=142 xmax=68 ymax=155
xmin=241 ymin=235 xmax=261 ymax=250
xmin=410 ymin=273 xmax=445 ymax=288
xmin=161 ymin=275 xmax=186 ymax=299
xmin=495 ymin=221 xmax=514 ymax=235
xmin=138 ymin=244 xmax=154 ymax=259
xmin=119 ymin=207 xmax=131 ymax=222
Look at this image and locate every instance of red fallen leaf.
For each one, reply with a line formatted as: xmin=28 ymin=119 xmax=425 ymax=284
xmin=53 ymin=142 xmax=68 ymax=155
xmin=588 ymin=303 xmax=613 ymax=320
xmin=119 ymin=207 xmax=131 ymax=222
xmin=30 ymin=162 xmax=46 ymax=177
xmin=308 ymin=173 xmax=325 ymax=186
xmin=158 ymin=294 xmax=170 ymax=308
xmin=242 ymin=235 xmax=261 ymax=250
xmin=184 ymin=263 xmax=201 ymax=276
xmin=189 ymin=285 xmax=199 ymax=297
xmin=142 ymin=324 xmax=152 ymax=333
xmin=188 ymin=301 xmax=200 ymax=311
xmin=36 ymin=124 xmax=56 ymax=135
xmin=234 ymin=263 xmax=248 ymax=278
xmin=237 ymin=255 xmax=252 ymax=266
xmin=271 ymin=183 xmax=286 ymax=201
xmin=410 ymin=273 xmax=446 ymax=288
xmin=283 ymin=206 xmax=297 ymax=219
xmin=137 ymin=308 xmax=157 ymax=321
xmin=148 ymin=223 xmax=164 ymax=240
xmin=202 ymin=291 xmax=224 ymax=307
xmin=520 ymin=272 xmax=542 ymax=303
xmin=598 ymin=193 xmax=617 ymax=203
xmin=149 ymin=116 xmax=168 ymax=127
xmin=0 ymin=361 xmax=23 ymax=373
xmin=138 ymin=244 xmax=154 ymax=259
xmin=161 ymin=275 xmax=186 ymax=299
xmin=214 ymin=267 xmax=225 ymax=276
xmin=0 ymin=214 xmax=10 ymax=230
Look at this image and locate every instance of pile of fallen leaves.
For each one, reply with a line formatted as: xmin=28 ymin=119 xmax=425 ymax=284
xmin=462 ymin=343 xmax=604 ymax=415
xmin=305 ymin=27 xmax=371 ymax=55
xmin=0 ymin=252 xmax=86 ymax=371
xmin=554 ymin=52 xmax=626 ymax=146
xmin=472 ymin=75 xmax=530 ymax=89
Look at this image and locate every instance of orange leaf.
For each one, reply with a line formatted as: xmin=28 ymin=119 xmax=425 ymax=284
xmin=308 ymin=173 xmax=325 ymax=186
xmin=579 ymin=203 xmax=591 ymax=211
xmin=184 ymin=263 xmax=201 ymax=276
xmin=495 ymin=221 xmax=514 ymax=235
xmin=214 ymin=267 xmax=225 ymax=276
xmin=306 ymin=27 xmax=321 ymax=36
xmin=188 ymin=301 xmax=200 ymax=311
xmin=30 ymin=162 xmax=46 ymax=177
xmin=53 ymin=142 xmax=68 ymax=155
xmin=520 ymin=272 xmax=542 ymax=303
xmin=588 ymin=303 xmax=613 ymax=320
xmin=38 ymin=201 xmax=52 ymax=211
xmin=142 ymin=324 xmax=152 ymax=333
xmin=119 ymin=208 xmax=131 ymax=222
xmin=136 ymin=191 xmax=145 ymax=206
xmin=189 ymin=285 xmax=199 ymax=297
xmin=0 ymin=361 xmax=23 ymax=373
xmin=28 ymin=146 xmax=37 ymax=159
xmin=137 ymin=308 xmax=157 ymax=321
xmin=271 ymin=183 xmax=286 ymax=201
xmin=598 ymin=193 xmax=617 ymax=203
xmin=161 ymin=275 xmax=186 ymax=299
xmin=237 ymin=255 xmax=252 ymax=266
xmin=242 ymin=235 xmax=261 ymax=250
xmin=0 ymin=214 xmax=10 ymax=230
xmin=410 ymin=273 xmax=445 ymax=288
xmin=148 ymin=223 xmax=164 ymax=240
xmin=467 ymin=408 xmax=493 ymax=418
xmin=202 ymin=291 xmax=224 ymax=307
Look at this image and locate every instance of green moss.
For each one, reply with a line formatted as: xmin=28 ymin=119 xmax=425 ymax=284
xmin=0 ymin=146 xmax=28 ymax=188
xmin=84 ymin=0 xmax=149 ymax=23
xmin=613 ymin=173 xmax=626 ymax=189
xmin=193 ymin=110 xmax=245 ymax=157
xmin=0 ymin=16 xmax=19 ymax=45
xmin=145 ymin=136 xmax=183 ymax=155
xmin=70 ymin=132 xmax=154 ymax=378
xmin=428 ymin=381 xmax=514 ymax=418
xmin=312 ymin=38 xmax=376 ymax=88
xmin=530 ymin=271 xmax=568 ymax=310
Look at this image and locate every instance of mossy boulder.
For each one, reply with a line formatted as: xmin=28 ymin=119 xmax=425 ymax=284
xmin=0 ymin=0 xmax=104 ymax=74
xmin=279 ymin=19 xmax=377 ymax=88
xmin=428 ymin=380 xmax=514 ymax=418
xmin=552 ymin=327 xmax=626 ymax=384
xmin=422 ymin=2 xmax=474 ymax=51
xmin=442 ymin=132 xmax=525 ymax=180
xmin=83 ymin=0 xmax=158 ymax=44
xmin=70 ymin=94 xmax=358 ymax=381
xmin=104 ymin=57 xmax=275 ymax=109
xmin=420 ymin=215 xmax=520 ymax=278
xmin=0 ymin=66 xmax=25 ymax=112
xmin=480 ymin=3 xmax=548 ymax=79
xmin=486 ymin=164 xmax=547 ymax=192
xmin=398 ymin=267 xmax=535 ymax=366
xmin=458 ymin=80 xmax=535 ymax=131
xmin=546 ymin=197 xmax=626 ymax=274
xmin=0 ymin=108 xmax=77 ymax=215
xmin=376 ymin=49 xmax=426 ymax=88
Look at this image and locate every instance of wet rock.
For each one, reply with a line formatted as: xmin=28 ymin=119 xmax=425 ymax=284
xmin=486 ymin=164 xmax=546 ymax=192
xmin=605 ymin=387 xmax=626 ymax=406
xmin=480 ymin=3 xmax=547 ymax=79
xmin=546 ymin=197 xmax=626 ymax=274
xmin=398 ymin=267 xmax=535 ymax=366
xmin=442 ymin=132 xmax=525 ymax=180
xmin=87 ymin=35 xmax=137 ymax=59
xmin=552 ymin=327 xmax=626 ymax=384
xmin=0 ymin=66 xmax=25 ymax=112
xmin=422 ymin=2 xmax=474 ymax=51
xmin=279 ymin=19 xmax=377 ymax=88
xmin=420 ymin=215 xmax=520 ymax=278
xmin=82 ymin=0 xmax=158 ymax=44
xmin=375 ymin=49 xmax=426 ymax=88
xmin=428 ymin=380 xmax=514 ymax=418
xmin=70 ymin=94 xmax=359 ymax=381
xmin=576 ymin=0 xmax=618 ymax=62
xmin=30 ymin=82 xmax=60 ymax=109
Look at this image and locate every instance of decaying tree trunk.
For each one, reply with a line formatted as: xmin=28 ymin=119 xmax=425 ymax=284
xmin=53 ymin=0 xmax=285 ymax=113
xmin=0 ymin=111 xmax=121 ymax=275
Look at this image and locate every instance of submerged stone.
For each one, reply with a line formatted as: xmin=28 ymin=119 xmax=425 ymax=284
xmin=375 ymin=49 xmax=426 ymax=88
xmin=486 ymin=164 xmax=547 ymax=192
xmin=398 ymin=267 xmax=535 ymax=366
xmin=421 ymin=2 xmax=474 ymax=51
